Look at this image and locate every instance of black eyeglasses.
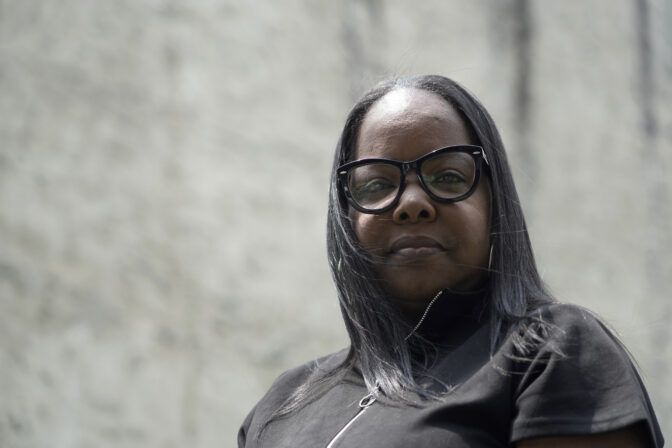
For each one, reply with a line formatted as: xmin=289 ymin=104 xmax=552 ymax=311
xmin=337 ymin=145 xmax=489 ymax=214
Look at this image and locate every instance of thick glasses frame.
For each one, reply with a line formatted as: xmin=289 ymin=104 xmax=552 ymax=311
xmin=337 ymin=144 xmax=489 ymax=214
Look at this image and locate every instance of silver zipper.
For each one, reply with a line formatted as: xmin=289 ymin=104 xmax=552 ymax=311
xmin=404 ymin=289 xmax=444 ymax=341
xmin=325 ymin=390 xmax=378 ymax=448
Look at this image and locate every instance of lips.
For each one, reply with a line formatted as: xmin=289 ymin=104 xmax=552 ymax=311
xmin=390 ymin=236 xmax=445 ymax=257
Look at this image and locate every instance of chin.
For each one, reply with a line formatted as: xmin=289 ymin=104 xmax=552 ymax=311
xmin=382 ymin=275 xmax=448 ymax=308
xmin=381 ymin=267 xmax=486 ymax=309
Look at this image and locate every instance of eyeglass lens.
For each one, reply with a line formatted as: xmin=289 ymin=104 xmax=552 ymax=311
xmin=347 ymin=152 xmax=476 ymax=210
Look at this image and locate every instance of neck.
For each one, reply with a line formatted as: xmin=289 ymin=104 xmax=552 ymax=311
xmin=403 ymin=285 xmax=490 ymax=345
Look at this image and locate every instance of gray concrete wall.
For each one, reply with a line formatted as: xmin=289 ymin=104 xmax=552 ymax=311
xmin=1 ymin=1 xmax=670 ymax=446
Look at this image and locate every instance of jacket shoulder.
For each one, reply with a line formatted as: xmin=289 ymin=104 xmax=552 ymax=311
xmin=238 ymin=348 xmax=349 ymax=447
xmin=533 ymin=302 xmax=618 ymax=343
xmin=267 ymin=347 xmax=350 ymax=396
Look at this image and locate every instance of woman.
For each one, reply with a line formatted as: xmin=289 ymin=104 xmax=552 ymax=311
xmin=238 ymin=75 xmax=664 ymax=447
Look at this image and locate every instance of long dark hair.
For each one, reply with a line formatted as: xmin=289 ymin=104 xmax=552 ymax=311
xmin=264 ymin=75 xmax=553 ymax=430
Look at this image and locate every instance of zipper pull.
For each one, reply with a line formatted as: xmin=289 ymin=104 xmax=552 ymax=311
xmin=325 ymin=388 xmax=380 ymax=448
xmin=358 ymin=392 xmax=376 ymax=408
xmin=359 ymin=383 xmax=379 ymax=408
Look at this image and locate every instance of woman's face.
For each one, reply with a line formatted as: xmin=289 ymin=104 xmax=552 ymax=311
xmin=350 ymin=88 xmax=491 ymax=313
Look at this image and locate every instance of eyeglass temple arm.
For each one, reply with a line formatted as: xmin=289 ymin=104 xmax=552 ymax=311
xmin=479 ymin=149 xmax=490 ymax=166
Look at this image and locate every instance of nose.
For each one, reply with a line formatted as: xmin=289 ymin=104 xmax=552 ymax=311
xmin=392 ymin=179 xmax=437 ymax=223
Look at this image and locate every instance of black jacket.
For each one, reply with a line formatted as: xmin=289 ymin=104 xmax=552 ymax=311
xmin=239 ymin=302 xmax=664 ymax=447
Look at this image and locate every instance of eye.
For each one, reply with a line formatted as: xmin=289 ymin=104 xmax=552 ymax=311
xmin=423 ymin=169 xmax=472 ymax=196
xmin=353 ymin=178 xmax=396 ymax=197
xmin=348 ymin=163 xmax=400 ymax=203
xmin=420 ymin=152 xmax=476 ymax=198
xmin=426 ymin=170 xmax=467 ymax=185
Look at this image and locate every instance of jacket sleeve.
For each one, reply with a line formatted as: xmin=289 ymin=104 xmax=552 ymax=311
xmin=510 ymin=304 xmax=664 ymax=447
xmin=238 ymin=404 xmax=257 ymax=448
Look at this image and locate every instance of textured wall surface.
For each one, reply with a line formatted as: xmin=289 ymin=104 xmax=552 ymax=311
xmin=1 ymin=0 xmax=670 ymax=446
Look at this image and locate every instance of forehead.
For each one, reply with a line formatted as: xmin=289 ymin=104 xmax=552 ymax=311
xmin=354 ymin=88 xmax=472 ymax=160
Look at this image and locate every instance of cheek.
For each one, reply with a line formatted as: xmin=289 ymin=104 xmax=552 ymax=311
xmin=451 ymin=180 xmax=491 ymax=254
xmin=471 ymin=178 xmax=492 ymax=239
xmin=351 ymin=211 xmax=387 ymax=254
